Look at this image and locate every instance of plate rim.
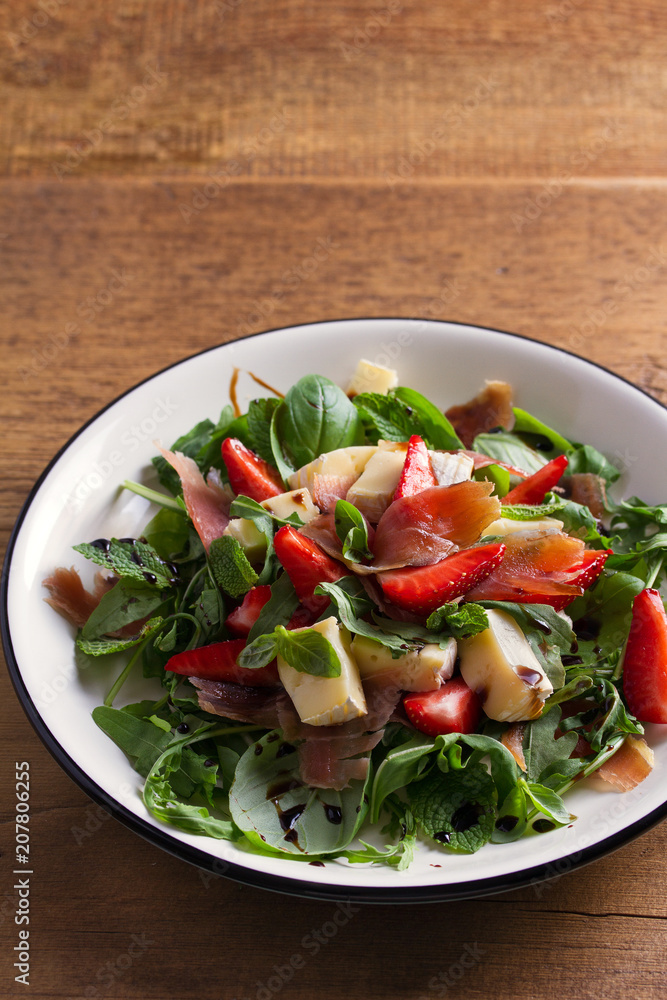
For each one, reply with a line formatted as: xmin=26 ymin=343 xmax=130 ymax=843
xmin=3 ymin=316 xmax=667 ymax=903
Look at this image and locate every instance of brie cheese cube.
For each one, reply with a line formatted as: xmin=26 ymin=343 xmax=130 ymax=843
xmin=483 ymin=517 xmax=565 ymax=537
xmin=345 ymin=440 xmax=407 ymax=522
xmin=351 ymin=634 xmax=457 ymax=692
xmin=429 ymin=450 xmax=474 ymax=486
xmin=277 ymin=616 xmax=367 ymax=726
xmin=287 ymin=446 xmax=378 ymax=493
xmin=222 ymin=518 xmax=266 ymax=563
xmin=347 ymin=359 xmax=398 ymax=397
xmin=458 ymin=609 xmax=553 ymax=722
xmin=260 ymin=487 xmax=320 ymax=524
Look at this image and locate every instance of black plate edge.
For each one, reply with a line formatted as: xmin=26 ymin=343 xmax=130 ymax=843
xmin=3 ymin=316 xmax=667 ymax=904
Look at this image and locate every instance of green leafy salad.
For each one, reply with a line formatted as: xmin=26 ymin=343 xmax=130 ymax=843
xmin=44 ymin=361 xmax=667 ymax=869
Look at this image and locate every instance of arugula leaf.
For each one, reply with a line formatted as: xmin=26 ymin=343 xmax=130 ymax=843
xmin=92 ymin=705 xmax=172 ymax=775
xmin=567 ymin=443 xmax=620 ymax=484
xmin=473 ymin=462 xmax=511 ymax=498
xmin=370 ymin=732 xmax=435 ymax=822
xmin=74 ymin=538 xmax=176 ymax=589
xmin=229 ymin=730 xmax=370 ymax=855
xmin=143 ymin=507 xmax=191 ymax=560
xmin=334 ymin=499 xmax=373 ymax=562
xmin=472 ymin=432 xmax=546 ymax=475
xmin=567 ymin=571 xmax=645 ymax=665
xmin=316 ymin=579 xmax=425 ymax=657
xmin=522 ymin=707 xmax=577 ymax=783
xmin=559 ymin=679 xmax=642 ymax=752
xmin=273 ymin=626 xmax=342 ymax=677
xmin=492 ymin=783 xmax=528 ymax=843
xmin=276 ymin=375 xmax=364 ymax=469
xmin=208 ymin=535 xmax=258 ymax=598
xmin=409 ymin=764 xmax=496 ymax=854
xmin=247 ymin=571 xmax=300 ymax=642
xmin=426 ymin=602 xmax=489 ymax=639
xmin=81 ymin=579 xmax=165 ymax=641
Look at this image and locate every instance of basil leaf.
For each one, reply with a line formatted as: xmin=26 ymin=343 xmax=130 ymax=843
xmin=511 ymin=407 xmax=572 ymax=454
xmin=473 ymin=462 xmax=510 ymax=497
xmin=247 ymin=571 xmax=301 ymax=642
xmin=334 ymin=499 xmax=373 ymax=562
xmin=566 ymin=443 xmax=620 ymax=484
xmin=247 ymin=397 xmax=282 ymax=465
xmin=143 ymin=507 xmax=191 ymax=560
xmin=392 ymin=387 xmax=463 ymax=450
xmin=278 ymin=375 xmax=364 ymax=469
xmin=273 ymin=625 xmax=341 ymax=677
xmin=522 ymin=780 xmax=573 ymax=826
xmin=237 ymin=633 xmax=278 ymax=670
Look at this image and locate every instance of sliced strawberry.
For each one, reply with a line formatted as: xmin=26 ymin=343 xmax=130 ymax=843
xmin=166 ymin=638 xmax=279 ymax=686
xmin=621 ymin=588 xmax=667 ymax=724
xmin=273 ymin=525 xmax=350 ymax=614
xmin=393 ymin=435 xmax=437 ymax=500
xmin=377 ymin=542 xmax=506 ymax=616
xmin=465 ymin=530 xmax=585 ymax=604
xmin=225 ymin=585 xmax=272 ymax=637
xmin=502 ymin=454 xmax=569 ymax=506
xmin=403 ymin=677 xmax=482 ymax=736
xmin=221 ymin=437 xmax=284 ymax=502
xmin=548 ymin=549 xmax=611 ymax=611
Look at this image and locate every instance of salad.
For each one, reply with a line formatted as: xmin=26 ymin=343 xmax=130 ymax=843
xmin=43 ymin=359 xmax=667 ymax=868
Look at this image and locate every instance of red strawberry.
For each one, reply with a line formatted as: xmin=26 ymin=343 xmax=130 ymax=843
xmin=225 ymin=585 xmax=272 ymax=637
xmin=403 ymin=677 xmax=482 ymax=736
xmin=502 ymin=454 xmax=569 ymax=506
xmin=166 ymin=638 xmax=279 ymax=686
xmin=377 ymin=542 xmax=506 ymax=616
xmin=621 ymin=588 xmax=667 ymax=724
xmin=273 ymin=525 xmax=350 ymax=614
xmin=393 ymin=435 xmax=437 ymax=500
xmin=221 ymin=437 xmax=284 ymax=502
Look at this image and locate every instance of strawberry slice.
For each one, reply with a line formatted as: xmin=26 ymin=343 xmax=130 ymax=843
xmin=273 ymin=525 xmax=350 ymax=613
xmin=377 ymin=542 xmax=506 ymax=616
xmin=501 ymin=454 xmax=568 ymax=506
xmin=403 ymin=677 xmax=482 ymax=736
xmin=166 ymin=638 xmax=279 ymax=686
xmin=621 ymin=588 xmax=667 ymax=724
xmin=225 ymin=585 xmax=272 ymax=637
xmin=393 ymin=435 xmax=437 ymax=500
xmin=221 ymin=437 xmax=284 ymax=502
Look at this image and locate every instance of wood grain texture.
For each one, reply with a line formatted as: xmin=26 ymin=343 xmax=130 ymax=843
xmin=2 ymin=1 xmax=667 ymax=998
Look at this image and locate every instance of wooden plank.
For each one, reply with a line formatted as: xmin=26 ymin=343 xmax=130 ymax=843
xmin=2 ymin=1 xmax=667 ymax=178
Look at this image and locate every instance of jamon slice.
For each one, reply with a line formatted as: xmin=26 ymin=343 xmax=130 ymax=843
xmin=445 ymin=380 xmax=515 ymax=448
xmin=465 ymin=530 xmax=585 ymax=603
xmin=160 ymin=447 xmax=230 ymax=552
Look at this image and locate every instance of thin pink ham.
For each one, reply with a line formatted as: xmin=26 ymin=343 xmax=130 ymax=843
xmin=312 ymin=473 xmax=358 ymax=513
xmin=159 ymin=447 xmax=230 ymax=552
xmin=43 ymin=567 xmax=114 ymax=627
xmin=445 ymin=380 xmax=515 ymax=448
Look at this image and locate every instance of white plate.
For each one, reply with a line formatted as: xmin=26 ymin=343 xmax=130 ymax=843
xmin=4 ymin=318 xmax=667 ymax=902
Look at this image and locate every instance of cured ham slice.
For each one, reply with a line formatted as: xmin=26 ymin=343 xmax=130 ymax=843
xmin=596 ymin=735 xmax=654 ymax=791
xmin=159 ymin=447 xmax=230 ymax=552
xmin=465 ymin=529 xmax=585 ymax=602
xmin=191 ymin=677 xmax=287 ymax=729
xmin=43 ymin=567 xmax=114 ymax=627
xmin=372 ymin=481 xmax=500 ymax=568
xmin=563 ymin=473 xmax=608 ymax=520
xmin=312 ymin=473 xmax=358 ymax=513
xmin=445 ymin=380 xmax=515 ymax=448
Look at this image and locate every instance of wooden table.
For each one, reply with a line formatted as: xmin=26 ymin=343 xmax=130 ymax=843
xmin=1 ymin=2 xmax=666 ymax=997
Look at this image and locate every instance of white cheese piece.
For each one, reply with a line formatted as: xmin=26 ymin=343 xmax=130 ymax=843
xmin=351 ymin=634 xmax=457 ymax=692
xmin=260 ymin=487 xmax=320 ymax=524
xmin=458 ymin=609 xmax=553 ymax=722
xmin=345 ymin=440 xmax=407 ymax=522
xmin=222 ymin=518 xmax=266 ymax=563
xmin=347 ymin=359 xmax=398 ymax=397
xmin=429 ymin=450 xmax=474 ymax=486
xmin=277 ymin=616 xmax=367 ymax=726
xmin=287 ymin=445 xmax=378 ymax=493
xmin=483 ymin=516 xmax=565 ymax=537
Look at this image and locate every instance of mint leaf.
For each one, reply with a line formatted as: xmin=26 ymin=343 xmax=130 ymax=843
xmin=353 ymin=387 xmax=462 ymax=449
xmin=409 ymin=764 xmax=496 ymax=853
xmin=208 ymin=535 xmax=258 ymax=598
xmin=392 ymin=387 xmax=462 ymax=449
xmin=74 ymin=538 xmax=176 ymax=588
xmin=77 ymin=616 xmax=165 ymax=656
xmin=426 ymin=602 xmax=489 ymax=639
xmin=273 ymin=625 xmax=341 ymax=677
xmin=334 ymin=499 xmax=373 ymax=562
